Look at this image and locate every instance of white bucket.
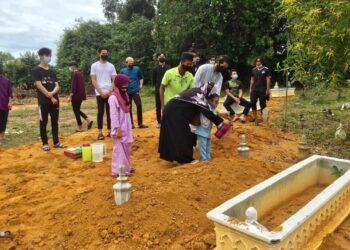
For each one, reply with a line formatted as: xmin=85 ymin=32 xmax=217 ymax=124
xmin=91 ymin=143 xmax=104 ymax=162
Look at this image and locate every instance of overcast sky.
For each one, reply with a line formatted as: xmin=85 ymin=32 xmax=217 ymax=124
xmin=0 ymin=0 xmax=106 ymax=61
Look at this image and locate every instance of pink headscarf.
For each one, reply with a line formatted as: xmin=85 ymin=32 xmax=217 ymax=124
xmin=112 ymin=74 xmax=130 ymax=113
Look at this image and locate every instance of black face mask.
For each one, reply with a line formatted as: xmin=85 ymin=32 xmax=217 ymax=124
xmin=127 ymin=65 xmax=134 ymax=69
xmin=159 ymin=58 xmax=166 ymax=63
xmin=101 ymin=55 xmax=109 ymax=61
xmin=182 ymin=65 xmax=192 ymax=72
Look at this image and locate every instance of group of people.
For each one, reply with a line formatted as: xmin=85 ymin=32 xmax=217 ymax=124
xmin=0 ymin=46 xmax=272 ymax=176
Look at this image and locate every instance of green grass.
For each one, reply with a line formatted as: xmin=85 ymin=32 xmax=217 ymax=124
xmin=271 ymin=88 xmax=350 ymax=159
xmin=1 ymin=86 xmax=155 ymax=148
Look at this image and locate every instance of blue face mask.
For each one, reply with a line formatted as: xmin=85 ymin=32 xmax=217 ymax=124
xmin=43 ymin=56 xmax=51 ymax=64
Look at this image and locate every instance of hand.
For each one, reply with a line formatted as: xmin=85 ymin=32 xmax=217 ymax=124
xmin=8 ymin=102 xmax=12 ymax=110
xmin=116 ymin=128 xmax=122 ymax=139
xmin=67 ymin=96 xmax=71 ymax=103
xmin=47 ymin=92 xmax=53 ymax=99
xmin=234 ymin=97 xmax=241 ymax=104
xmin=249 ymin=89 xmax=252 ymax=94
xmin=51 ymin=97 xmax=58 ymax=105
xmin=266 ymin=90 xmax=270 ymax=97
xmin=223 ymin=119 xmax=231 ymax=125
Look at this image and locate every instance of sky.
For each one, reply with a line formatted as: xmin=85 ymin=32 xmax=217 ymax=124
xmin=0 ymin=0 xmax=106 ymax=61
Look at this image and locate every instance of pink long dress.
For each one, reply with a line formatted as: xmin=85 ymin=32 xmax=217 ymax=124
xmin=108 ymin=95 xmax=133 ymax=175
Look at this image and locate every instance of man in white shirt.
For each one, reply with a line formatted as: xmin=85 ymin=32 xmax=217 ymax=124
xmin=90 ymin=46 xmax=117 ymax=140
xmin=194 ymin=55 xmax=230 ymax=95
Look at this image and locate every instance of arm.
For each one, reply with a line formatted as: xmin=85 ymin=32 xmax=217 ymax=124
xmin=199 ymin=107 xmax=224 ymax=127
xmin=139 ymin=79 xmax=144 ymax=89
xmin=238 ymin=89 xmax=243 ymax=98
xmin=194 ymin=66 xmax=202 ymax=87
xmin=35 ymin=81 xmax=53 ymax=98
xmin=266 ymin=72 xmax=271 ymax=96
xmin=138 ymin=67 xmax=144 ymax=89
xmin=108 ymin=96 xmax=121 ymax=138
xmin=225 ymin=88 xmax=237 ymax=100
xmin=160 ymin=84 xmax=165 ymax=109
xmin=91 ymin=75 xmax=103 ymax=96
xmin=249 ymin=76 xmax=254 ymax=93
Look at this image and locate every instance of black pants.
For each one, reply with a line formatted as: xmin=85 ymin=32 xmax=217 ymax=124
xmin=96 ymin=96 xmax=111 ymax=130
xmin=72 ymin=100 xmax=88 ymax=126
xmin=250 ymin=91 xmax=267 ymax=111
xmin=224 ymin=96 xmax=252 ymax=115
xmin=155 ymin=87 xmax=161 ymax=124
xmin=0 ymin=110 xmax=9 ymax=133
xmin=39 ymin=104 xmax=59 ymax=145
xmin=128 ymin=92 xmax=143 ymax=126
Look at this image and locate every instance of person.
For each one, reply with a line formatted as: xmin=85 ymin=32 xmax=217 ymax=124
xmin=194 ymin=55 xmax=230 ymax=95
xmin=194 ymin=93 xmax=219 ymax=161
xmin=159 ymin=82 xmax=230 ymax=164
xmin=32 ymin=47 xmax=66 ymax=151
xmin=208 ymin=56 xmax=216 ymax=64
xmin=109 ymin=74 xmax=134 ymax=176
xmin=68 ymin=62 xmax=93 ymax=132
xmin=249 ymin=57 xmax=271 ymax=123
xmin=91 ymin=47 xmax=117 ymax=140
xmin=0 ymin=64 xmax=13 ymax=140
xmin=224 ymin=70 xmax=252 ymax=123
xmin=160 ymin=52 xmax=195 ymax=109
xmin=152 ymin=52 xmax=170 ymax=128
xmin=120 ymin=57 xmax=148 ymax=129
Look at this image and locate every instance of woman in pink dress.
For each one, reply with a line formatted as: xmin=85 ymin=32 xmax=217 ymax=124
xmin=109 ymin=74 xmax=133 ymax=176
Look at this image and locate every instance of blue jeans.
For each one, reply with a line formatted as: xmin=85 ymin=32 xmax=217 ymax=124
xmin=198 ymin=135 xmax=211 ymax=161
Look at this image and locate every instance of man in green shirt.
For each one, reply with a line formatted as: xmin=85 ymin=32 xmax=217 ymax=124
xmin=160 ymin=52 xmax=195 ymax=109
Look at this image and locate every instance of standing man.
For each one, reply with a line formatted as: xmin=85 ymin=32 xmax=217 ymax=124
xmin=120 ymin=57 xmax=148 ymax=129
xmin=249 ymin=57 xmax=271 ymax=124
xmin=0 ymin=63 xmax=13 ymax=140
xmin=32 ymin=47 xmax=66 ymax=151
xmin=68 ymin=62 xmax=93 ymax=132
xmin=160 ymin=52 xmax=195 ymax=109
xmin=152 ymin=52 xmax=170 ymax=128
xmin=194 ymin=55 xmax=230 ymax=95
xmin=91 ymin=47 xmax=117 ymax=140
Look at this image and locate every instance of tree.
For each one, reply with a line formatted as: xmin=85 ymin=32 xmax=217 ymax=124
xmin=102 ymin=0 xmax=155 ymax=22
xmin=279 ymin=0 xmax=350 ymax=90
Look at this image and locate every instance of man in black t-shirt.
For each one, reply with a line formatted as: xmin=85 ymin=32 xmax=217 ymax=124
xmin=152 ymin=52 xmax=170 ymax=128
xmin=249 ymin=57 xmax=271 ymax=123
xmin=223 ymin=70 xmax=252 ymax=123
xmin=32 ymin=47 xmax=66 ymax=151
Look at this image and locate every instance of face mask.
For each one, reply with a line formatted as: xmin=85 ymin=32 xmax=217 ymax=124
xmin=43 ymin=56 xmax=51 ymax=64
xmin=159 ymin=58 xmax=166 ymax=63
xmin=231 ymin=74 xmax=238 ymax=80
xmin=101 ymin=55 xmax=108 ymax=61
xmin=127 ymin=65 xmax=134 ymax=69
xmin=182 ymin=65 xmax=192 ymax=72
xmin=209 ymin=60 xmax=215 ymax=64
xmin=69 ymin=67 xmax=73 ymax=72
xmin=257 ymin=64 xmax=263 ymax=68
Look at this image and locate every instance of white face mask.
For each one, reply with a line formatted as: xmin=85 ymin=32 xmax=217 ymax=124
xmin=69 ymin=67 xmax=73 ymax=72
xmin=231 ymin=74 xmax=238 ymax=80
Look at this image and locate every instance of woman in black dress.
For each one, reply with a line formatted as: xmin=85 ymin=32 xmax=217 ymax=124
xmin=158 ymin=82 xmax=230 ymax=164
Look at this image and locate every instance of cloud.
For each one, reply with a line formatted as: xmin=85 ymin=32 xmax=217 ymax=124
xmin=0 ymin=0 xmax=106 ymax=61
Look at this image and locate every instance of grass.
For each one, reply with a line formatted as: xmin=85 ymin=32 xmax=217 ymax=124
xmin=1 ymin=85 xmax=156 ymax=148
xmin=271 ymin=88 xmax=350 ymax=159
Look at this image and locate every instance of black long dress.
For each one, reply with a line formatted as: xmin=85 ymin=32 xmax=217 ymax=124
xmin=158 ymin=98 xmax=223 ymax=163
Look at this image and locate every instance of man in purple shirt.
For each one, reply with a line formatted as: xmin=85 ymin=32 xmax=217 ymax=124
xmin=68 ymin=62 xmax=93 ymax=132
xmin=0 ymin=63 xmax=13 ymax=140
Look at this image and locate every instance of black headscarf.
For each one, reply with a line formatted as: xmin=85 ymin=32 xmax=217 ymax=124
xmin=174 ymin=82 xmax=218 ymax=111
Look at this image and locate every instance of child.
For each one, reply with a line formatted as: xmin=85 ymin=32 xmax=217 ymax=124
xmin=109 ymin=74 xmax=134 ymax=176
xmin=0 ymin=63 xmax=13 ymax=140
xmin=195 ymin=94 xmax=219 ymax=161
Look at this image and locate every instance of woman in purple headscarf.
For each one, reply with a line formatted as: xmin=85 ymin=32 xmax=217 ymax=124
xmin=109 ymin=74 xmax=134 ymax=176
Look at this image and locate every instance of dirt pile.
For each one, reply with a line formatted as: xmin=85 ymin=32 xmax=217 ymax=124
xmin=0 ymin=100 xmax=348 ymax=249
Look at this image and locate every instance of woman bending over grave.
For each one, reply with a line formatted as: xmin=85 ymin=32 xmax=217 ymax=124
xmin=109 ymin=74 xmax=134 ymax=176
xmin=158 ymin=82 xmax=231 ymax=164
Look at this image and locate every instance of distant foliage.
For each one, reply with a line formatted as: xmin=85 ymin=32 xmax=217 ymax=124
xmin=280 ymin=0 xmax=350 ymax=89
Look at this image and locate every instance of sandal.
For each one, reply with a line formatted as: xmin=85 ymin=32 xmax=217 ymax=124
xmin=97 ymin=133 xmax=105 ymax=140
xmin=53 ymin=143 xmax=67 ymax=149
xmin=42 ymin=144 xmax=50 ymax=151
xmin=87 ymin=121 xmax=93 ymax=130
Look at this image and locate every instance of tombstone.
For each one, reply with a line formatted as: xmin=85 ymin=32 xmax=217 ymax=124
xmin=297 ymin=113 xmax=305 ymax=129
xmin=298 ymin=135 xmax=310 ymax=160
xmin=262 ymin=108 xmax=269 ymax=123
xmin=237 ymin=135 xmax=250 ymax=158
xmin=335 ymin=123 xmax=347 ymax=141
xmin=274 ymin=81 xmax=279 ymax=89
xmin=245 ymin=207 xmax=268 ymax=231
xmin=113 ymin=165 xmax=132 ymax=205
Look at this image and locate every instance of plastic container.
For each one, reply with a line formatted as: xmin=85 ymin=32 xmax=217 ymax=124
xmin=82 ymin=144 xmax=92 ymax=162
xmin=91 ymin=143 xmax=104 ymax=162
